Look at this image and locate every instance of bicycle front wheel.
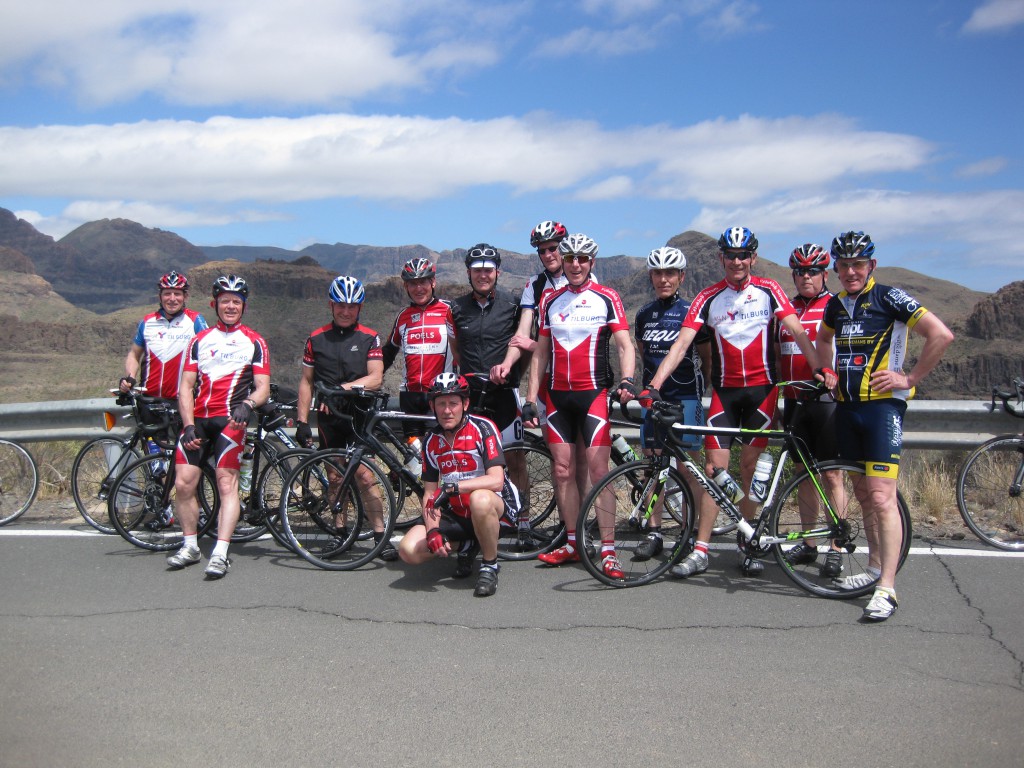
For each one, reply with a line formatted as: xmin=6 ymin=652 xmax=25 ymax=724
xmin=497 ymin=441 xmax=564 ymax=560
xmin=71 ymin=437 xmax=141 ymax=534
xmin=577 ymin=459 xmax=694 ymax=587
xmin=108 ymin=456 xmax=218 ymax=550
xmin=279 ymin=452 xmax=396 ymax=570
xmin=956 ymin=436 xmax=1024 ymax=551
xmin=253 ymin=447 xmax=314 ymax=551
xmin=770 ymin=460 xmax=912 ymax=598
xmin=0 ymin=438 xmax=39 ymax=526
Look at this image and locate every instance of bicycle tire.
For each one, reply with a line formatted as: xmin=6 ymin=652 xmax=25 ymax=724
xmin=770 ymin=460 xmax=912 ymax=598
xmin=496 ymin=441 xmax=565 ymax=560
xmin=107 ymin=455 xmax=218 ymax=550
xmin=956 ymin=435 xmax=1024 ymax=551
xmin=252 ymin=447 xmax=314 ymax=551
xmin=0 ymin=438 xmax=39 ymax=526
xmin=228 ymin=437 xmax=295 ymax=543
xmin=279 ymin=451 xmax=396 ymax=570
xmin=70 ymin=437 xmax=141 ymax=534
xmin=576 ymin=459 xmax=695 ymax=587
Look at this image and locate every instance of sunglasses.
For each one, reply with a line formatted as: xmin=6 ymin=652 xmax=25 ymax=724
xmin=722 ymin=251 xmax=753 ymax=261
xmin=793 ymin=267 xmax=825 ymax=277
xmin=836 ymin=259 xmax=872 ymax=271
xmin=562 ymin=253 xmax=592 ymax=264
xmin=538 ymin=245 xmax=559 ymax=255
xmin=468 ymin=246 xmax=499 ymax=260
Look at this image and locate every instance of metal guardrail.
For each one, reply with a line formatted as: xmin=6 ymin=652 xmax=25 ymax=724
xmin=0 ymin=397 xmax=1020 ymax=450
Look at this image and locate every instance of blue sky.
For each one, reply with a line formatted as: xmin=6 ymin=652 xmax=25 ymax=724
xmin=1 ymin=0 xmax=1022 ymax=291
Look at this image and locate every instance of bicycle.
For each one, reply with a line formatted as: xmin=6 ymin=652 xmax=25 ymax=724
xmin=0 ymin=437 xmax=39 ymax=526
xmin=70 ymin=390 xmax=179 ymax=534
xmin=955 ymin=378 xmax=1024 ymax=551
xmin=576 ymin=381 xmax=913 ymax=594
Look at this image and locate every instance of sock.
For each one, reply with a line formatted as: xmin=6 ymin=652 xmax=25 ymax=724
xmin=600 ymin=540 xmax=615 ymax=556
xmin=212 ymin=539 xmax=230 ymax=559
xmin=648 ymin=527 xmax=662 ymax=540
xmin=565 ymin=531 xmax=577 ymax=552
xmin=693 ymin=540 xmax=709 ymax=556
xmin=480 ymin=558 xmax=499 ymax=572
xmin=184 ymin=534 xmax=198 ymax=549
xmin=866 ymin=566 xmax=882 ymax=579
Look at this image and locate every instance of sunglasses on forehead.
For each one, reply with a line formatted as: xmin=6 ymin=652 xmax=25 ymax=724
xmin=793 ymin=267 xmax=826 ymax=277
xmin=468 ymin=246 xmax=498 ymax=259
xmin=562 ymin=253 xmax=592 ymax=264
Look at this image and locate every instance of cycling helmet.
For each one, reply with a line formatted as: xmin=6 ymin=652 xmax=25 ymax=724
xmin=212 ymin=274 xmax=249 ymax=300
xmin=530 ymin=220 xmax=568 ymax=247
xmin=646 ymin=247 xmax=686 ymax=271
xmin=789 ymin=244 xmax=830 ymax=269
xmin=718 ymin=226 xmax=758 ymax=253
xmin=428 ymin=372 xmax=470 ymax=400
xmin=465 ymin=243 xmax=501 ymax=269
xmin=558 ymin=233 xmax=599 ymax=258
xmin=401 ymin=258 xmax=436 ymax=281
xmin=158 ymin=271 xmax=190 ymax=292
xmin=328 ymin=275 xmax=365 ymax=304
xmin=830 ymin=231 xmax=875 ymax=261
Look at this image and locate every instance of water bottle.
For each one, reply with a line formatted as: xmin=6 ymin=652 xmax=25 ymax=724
xmin=711 ymin=467 xmax=744 ymax=504
xmin=748 ymin=452 xmax=774 ymax=503
xmin=405 ymin=437 xmax=422 ymax=478
xmin=146 ymin=438 xmax=167 ymax=478
xmin=612 ymin=433 xmax=639 ymax=462
xmin=239 ymin=438 xmax=255 ymax=493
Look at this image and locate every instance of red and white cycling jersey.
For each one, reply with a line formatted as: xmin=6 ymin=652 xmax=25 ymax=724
xmin=132 ymin=308 xmax=208 ymax=398
xmin=777 ymin=290 xmax=832 ymax=399
xmin=538 ymin=279 xmax=629 ymax=391
xmin=183 ymin=322 xmax=270 ymax=419
xmin=385 ymin=299 xmax=457 ymax=392
xmin=684 ymin=276 xmax=796 ymax=388
xmin=422 ymin=414 xmax=505 ymax=518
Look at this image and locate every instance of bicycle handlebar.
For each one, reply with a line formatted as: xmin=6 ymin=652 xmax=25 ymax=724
xmin=989 ymin=378 xmax=1024 ymax=419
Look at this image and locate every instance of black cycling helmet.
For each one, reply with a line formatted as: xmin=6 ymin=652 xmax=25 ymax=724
xmin=830 ymin=231 xmax=875 ymax=261
xmin=158 ymin=271 xmax=190 ymax=292
xmin=212 ymin=274 xmax=249 ymax=300
xmin=465 ymin=243 xmax=501 ymax=269
xmin=428 ymin=372 xmax=470 ymax=400
xmin=401 ymin=258 xmax=436 ymax=281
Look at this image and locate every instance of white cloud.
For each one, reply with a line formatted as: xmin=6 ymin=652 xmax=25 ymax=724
xmin=956 ymin=157 xmax=1009 ymax=177
xmin=963 ymin=0 xmax=1024 ymax=33
xmin=575 ymin=175 xmax=635 ymax=200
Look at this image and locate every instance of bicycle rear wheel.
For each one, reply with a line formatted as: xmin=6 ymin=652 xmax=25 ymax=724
xmin=497 ymin=441 xmax=564 ymax=560
xmin=0 ymin=438 xmax=39 ymax=526
xmin=108 ymin=456 xmax=218 ymax=551
xmin=252 ymin=447 xmax=313 ymax=551
xmin=279 ymin=451 xmax=396 ymax=570
xmin=576 ymin=459 xmax=694 ymax=587
xmin=770 ymin=460 xmax=912 ymax=598
xmin=956 ymin=435 xmax=1024 ymax=551
xmin=71 ymin=437 xmax=141 ymax=534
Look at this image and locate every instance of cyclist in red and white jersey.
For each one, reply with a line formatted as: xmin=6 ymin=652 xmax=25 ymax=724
xmin=382 ymin=258 xmax=459 ymax=443
xmin=119 ymin=271 xmax=208 ymax=400
xmin=647 ymin=227 xmax=834 ymax=578
xmin=166 ymin=275 xmax=270 ymax=580
xmin=523 ymin=233 xmax=636 ymax=580
xmin=398 ymin=374 xmax=519 ymax=597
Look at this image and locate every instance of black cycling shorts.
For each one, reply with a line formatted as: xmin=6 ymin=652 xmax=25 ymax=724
xmin=783 ymin=398 xmax=838 ymax=462
xmin=175 ymin=417 xmax=245 ymax=471
xmin=706 ymin=385 xmax=778 ymax=450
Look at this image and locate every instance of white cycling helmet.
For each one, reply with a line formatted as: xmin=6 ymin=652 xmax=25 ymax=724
xmin=558 ymin=233 xmax=599 ymax=258
xmin=646 ymin=247 xmax=686 ymax=271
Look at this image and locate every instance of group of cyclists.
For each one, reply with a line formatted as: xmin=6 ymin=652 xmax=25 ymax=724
xmin=120 ymin=219 xmax=953 ymax=620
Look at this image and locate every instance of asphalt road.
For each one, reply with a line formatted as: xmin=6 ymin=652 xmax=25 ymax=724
xmin=2 ymin=522 xmax=1022 ymax=768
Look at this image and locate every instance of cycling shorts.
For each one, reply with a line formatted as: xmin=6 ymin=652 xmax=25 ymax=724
xmin=642 ymin=398 xmax=703 ymax=452
xmin=175 ymin=417 xmax=245 ymax=471
xmin=705 ymin=385 xmax=777 ymax=451
xmin=437 ymin=482 xmax=520 ymax=530
xmin=835 ymin=400 xmax=907 ymax=479
xmin=315 ymin=415 xmax=357 ymax=451
xmin=470 ymin=386 xmax=524 ymax=446
xmin=541 ymin=388 xmax=611 ymax=448
xmin=399 ymin=392 xmax=431 ymax=439
xmin=783 ymin=398 xmax=838 ymax=463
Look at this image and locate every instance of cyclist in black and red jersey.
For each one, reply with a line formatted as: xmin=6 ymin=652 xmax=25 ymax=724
xmin=166 ymin=275 xmax=270 ymax=579
xmin=816 ymin=231 xmax=953 ymax=622
xmin=382 ymin=258 xmax=459 ymax=450
xmin=522 ymin=233 xmax=637 ymax=580
xmin=294 ymin=275 xmax=397 ymax=561
xmin=397 ymin=373 xmax=520 ymax=597
xmin=646 ymin=226 xmax=835 ymax=579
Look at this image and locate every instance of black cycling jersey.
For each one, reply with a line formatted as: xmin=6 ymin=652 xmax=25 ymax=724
xmin=302 ymin=322 xmax=383 ymax=388
xmin=450 ymin=287 xmax=522 ymax=386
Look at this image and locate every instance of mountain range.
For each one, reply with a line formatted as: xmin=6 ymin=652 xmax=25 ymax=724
xmin=0 ymin=206 xmax=1020 ymax=403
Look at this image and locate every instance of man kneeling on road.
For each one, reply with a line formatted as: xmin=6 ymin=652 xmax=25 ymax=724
xmin=398 ymin=373 xmax=521 ymax=597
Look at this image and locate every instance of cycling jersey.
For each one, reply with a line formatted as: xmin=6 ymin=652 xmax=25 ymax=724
xmin=132 ymin=308 xmax=208 ymax=398
xmin=451 ymin=287 xmax=522 ymax=386
xmin=777 ymin=289 xmax=832 ymax=400
xmin=302 ymin=322 xmax=383 ymax=386
xmin=383 ymin=298 xmax=457 ymax=392
xmin=538 ymin=279 xmax=629 ymax=391
xmin=520 ymin=270 xmax=598 ymax=337
xmin=684 ymin=276 xmax=796 ymax=388
xmin=422 ymin=413 xmax=516 ymax=519
xmin=821 ymin=277 xmax=929 ymax=402
xmin=183 ymin=322 xmax=270 ymax=419
xmin=634 ymin=294 xmax=708 ymax=401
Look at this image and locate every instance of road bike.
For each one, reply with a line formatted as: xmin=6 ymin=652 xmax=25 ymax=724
xmin=956 ymin=378 xmax=1024 ymax=551
xmin=0 ymin=437 xmax=39 ymax=526
xmin=576 ymin=381 xmax=913 ymax=595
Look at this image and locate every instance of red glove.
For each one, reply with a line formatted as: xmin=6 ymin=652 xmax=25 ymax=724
xmin=425 ymin=527 xmax=447 ymax=555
